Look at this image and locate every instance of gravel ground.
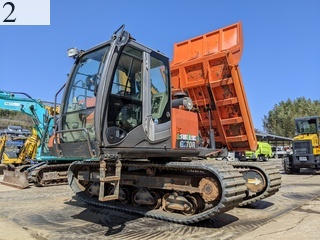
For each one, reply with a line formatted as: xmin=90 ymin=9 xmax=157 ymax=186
xmin=0 ymin=159 xmax=319 ymax=240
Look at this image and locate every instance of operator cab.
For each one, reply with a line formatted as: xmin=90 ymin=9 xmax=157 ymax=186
xmin=57 ymin=26 xmax=197 ymax=159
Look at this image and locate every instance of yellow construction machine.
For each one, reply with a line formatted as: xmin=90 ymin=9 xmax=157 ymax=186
xmin=283 ymin=116 xmax=320 ymax=173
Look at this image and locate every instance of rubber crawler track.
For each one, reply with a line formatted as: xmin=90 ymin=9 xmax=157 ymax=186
xmin=33 ymin=163 xmax=71 ymax=187
xmin=68 ymin=160 xmax=248 ymax=224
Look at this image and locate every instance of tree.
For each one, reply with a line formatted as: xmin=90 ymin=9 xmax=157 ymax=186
xmin=0 ymin=109 xmax=33 ymax=130
xmin=262 ymin=97 xmax=320 ymax=138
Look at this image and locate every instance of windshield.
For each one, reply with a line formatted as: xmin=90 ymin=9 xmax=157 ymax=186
xmin=5 ymin=138 xmax=25 ymax=148
xmin=295 ymin=118 xmax=317 ymax=134
xmin=62 ymin=45 xmax=109 ymax=142
xmin=65 ymin=46 xmax=109 ymax=111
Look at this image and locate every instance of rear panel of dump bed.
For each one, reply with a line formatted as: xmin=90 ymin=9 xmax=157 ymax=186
xmin=170 ymin=22 xmax=257 ymax=151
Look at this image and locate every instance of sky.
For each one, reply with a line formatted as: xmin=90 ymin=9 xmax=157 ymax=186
xmin=0 ymin=0 xmax=319 ymax=130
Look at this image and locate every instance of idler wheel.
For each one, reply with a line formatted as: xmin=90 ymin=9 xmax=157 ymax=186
xmin=242 ymin=169 xmax=266 ymax=193
xmin=198 ymin=177 xmax=220 ymax=202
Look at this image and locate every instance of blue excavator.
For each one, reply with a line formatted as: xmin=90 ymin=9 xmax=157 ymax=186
xmin=0 ymin=90 xmax=79 ymax=188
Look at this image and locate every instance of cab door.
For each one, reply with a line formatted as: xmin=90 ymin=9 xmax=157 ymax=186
xmin=142 ymin=51 xmax=171 ymax=142
xmin=103 ymin=44 xmax=171 ymax=145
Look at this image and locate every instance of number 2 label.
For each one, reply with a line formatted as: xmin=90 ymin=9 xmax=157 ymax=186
xmin=3 ymin=2 xmax=16 ymax=22
xmin=0 ymin=0 xmax=50 ymax=25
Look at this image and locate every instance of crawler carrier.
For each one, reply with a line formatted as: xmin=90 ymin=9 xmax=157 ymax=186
xmin=53 ymin=23 xmax=281 ymax=224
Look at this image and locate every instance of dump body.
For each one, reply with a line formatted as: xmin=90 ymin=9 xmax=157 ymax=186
xmin=171 ymin=22 xmax=256 ymax=152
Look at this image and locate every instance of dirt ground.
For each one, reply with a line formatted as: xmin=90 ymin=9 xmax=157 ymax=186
xmin=0 ymin=159 xmax=319 ymax=240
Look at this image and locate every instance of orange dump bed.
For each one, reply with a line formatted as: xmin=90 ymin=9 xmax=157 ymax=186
xmin=170 ymin=22 xmax=257 ymax=151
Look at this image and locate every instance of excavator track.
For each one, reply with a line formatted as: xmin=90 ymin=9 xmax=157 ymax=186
xmin=69 ymin=160 xmax=247 ymax=224
xmin=31 ymin=163 xmax=70 ymax=187
xmin=229 ymin=161 xmax=282 ymax=206
xmin=1 ymin=163 xmax=70 ymax=188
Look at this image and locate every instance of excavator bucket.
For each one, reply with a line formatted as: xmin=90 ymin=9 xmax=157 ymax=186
xmin=171 ymin=22 xmax=257 ymax=151
xmin=1 ymin=169 xmax=29 ymax=189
